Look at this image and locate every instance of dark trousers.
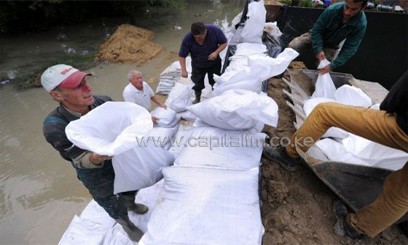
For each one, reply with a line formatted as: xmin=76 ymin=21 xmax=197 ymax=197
xmin=191 ymin=58 xmax=222 ymax=94
xmin=75 ymin=160 xmax=136 ymax=219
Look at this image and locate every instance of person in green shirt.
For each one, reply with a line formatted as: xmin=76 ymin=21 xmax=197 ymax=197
xmin=289 ymin=0 xmax=367 ymax=74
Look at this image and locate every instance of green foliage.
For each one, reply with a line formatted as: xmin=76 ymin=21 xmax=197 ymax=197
xmin=14 ymin=53 xmax=95 ymax=90
xmin=279 ymin=0 xmax=293 ymax=5
xmin=299 ymin=0 xmax=313 ymax=7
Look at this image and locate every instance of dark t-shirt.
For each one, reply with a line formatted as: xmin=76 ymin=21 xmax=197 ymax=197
xmin=178 ymin=24 xmax=227 ymax=69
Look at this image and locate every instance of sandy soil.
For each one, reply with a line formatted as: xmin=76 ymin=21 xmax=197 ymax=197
xmin=260 ymin=64 xmax=408 ymax=244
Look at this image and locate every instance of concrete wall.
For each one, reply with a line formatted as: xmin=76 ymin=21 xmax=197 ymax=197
xmin=275 ymin=6 xmax=407 ymax=89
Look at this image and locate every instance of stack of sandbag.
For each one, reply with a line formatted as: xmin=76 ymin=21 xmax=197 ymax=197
xmin=155 ymin=57 xmax=191 ymax=95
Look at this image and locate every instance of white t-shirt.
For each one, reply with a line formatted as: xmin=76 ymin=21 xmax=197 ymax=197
xmin=123 ymin=81 xmax=155 ymax=110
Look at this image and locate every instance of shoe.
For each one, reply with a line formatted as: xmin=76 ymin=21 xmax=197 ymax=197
xmin=262 ymin=144 xmax=298 ymax=171
xmin=332 ymin=200 xmax=364 ymax=239
xmin=116 ymin=216 xmax=143 ymax=241
xmin=129 ymin=203 xmax=149 ymax=215
xmin=193 ymin=92 xmax=201 ymax=104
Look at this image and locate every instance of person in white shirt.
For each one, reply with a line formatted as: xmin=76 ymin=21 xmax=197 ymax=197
xmin=123 ymin=70 xmax=166 ymax=111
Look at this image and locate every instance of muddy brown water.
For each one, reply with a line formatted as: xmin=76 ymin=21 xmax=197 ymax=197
xmin=0 ymin=1 xmax=244 ymax=244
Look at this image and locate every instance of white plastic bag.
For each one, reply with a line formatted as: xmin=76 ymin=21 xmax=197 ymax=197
xmin=65 ymin=102 xmax=174 ymax=194
xmin=150 ymin=107 xmax=179 ymax=128
xmin=164 ymin=82 xmax=193 ymax=112
xmin=335 ymin=84 xmax=372 ymax=107
xmin=343 ymin=134 xmax=408 ymax=171
xmin=174 ymin=126 xmax=266 ymax=170
xmin=311 ymin=59 xmax=336 ymax=99
xmin=66 ymin=102 xmax=153 ymax=156
xmin=188 ymin=89 xmax=279 ymax=130
xmin=239 ymin=0 xmax=266 ymax=44
xmin=139 ymin=166 xmax=264 ymax=245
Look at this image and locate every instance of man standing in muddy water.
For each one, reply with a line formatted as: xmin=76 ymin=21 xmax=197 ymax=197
xmin=289 ymin=0 xmax=367 ymax=74
xmin=41 ymin=64 xmax=148 ymax=241
xmin=178 ymin=21 xmax=227 ymax=103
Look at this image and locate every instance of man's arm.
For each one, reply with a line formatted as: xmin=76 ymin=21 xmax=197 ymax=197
xmin=178 ymin=56 xmax=188 ymax=78
xmin=151 ymin=95 xmax=166 ymax=109
xmin=43 ymin=120 xmax=108 ymax=169
xmin=311 ymin=9 xmax=330 ymax=57
xmin=208 ymin=42 xmax=227 ymax=61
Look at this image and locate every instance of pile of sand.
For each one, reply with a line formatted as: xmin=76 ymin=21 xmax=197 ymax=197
xmin=95 ymin=24 xmax=162 ymax=65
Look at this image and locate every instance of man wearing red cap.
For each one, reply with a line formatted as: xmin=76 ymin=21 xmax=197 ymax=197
xmin=41 ymin=64 xmax=147 ymax=241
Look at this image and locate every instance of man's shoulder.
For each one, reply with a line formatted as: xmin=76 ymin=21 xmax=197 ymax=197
xmin=143 ymin=81 xmax=152 ymax=88
xmin=327 ymin=2 xmax=345 ymax=11
xmin=94 ymin=95 xmax=112 ymax=105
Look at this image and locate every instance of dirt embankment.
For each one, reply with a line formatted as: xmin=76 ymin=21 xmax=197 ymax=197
xmin=95 ymin=24 xmax=162 ymax=64
xmin=260 ymin=64 xmax=408 ymax=244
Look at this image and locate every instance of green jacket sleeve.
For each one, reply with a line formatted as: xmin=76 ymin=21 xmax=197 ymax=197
xmin=311 ymin=10 xmax=329 ymax=54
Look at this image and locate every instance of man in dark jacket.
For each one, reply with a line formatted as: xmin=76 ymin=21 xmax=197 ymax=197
xmin=41 ymin=64 xmax=148 ymax=241
xmin=289 ymin=0 xmax=367 ymax=74
xmin=178 ymin=22 xmax=227 ymax=103
xmin=263 ymin=70 xmax=408 ymax=238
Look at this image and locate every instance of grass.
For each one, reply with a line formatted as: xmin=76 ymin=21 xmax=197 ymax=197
xmin=12 ymin=54 xmax=97 ymax=90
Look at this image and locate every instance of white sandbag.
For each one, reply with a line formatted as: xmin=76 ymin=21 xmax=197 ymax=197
xmin=65 ymin=102 xmax=174 ymax=194
xmin=303 ymin=98 xmax=349 ymax=139
xmin=150 ymin=107 xmax=179 ymax=128
xmin=168 ymin=123 xmax=195 ymax=158
xmin=233 ymin=42 xmax=268 ymax=56
xmin=264 ymin=22 xmax=282 ymax=38
xmin=213 ymin=48 xmax=298 ymax=96
xmin=335 ymin=84 xmax=372 ymax=107
xmin=164 ymin=82 xmax=193 ymax=112
xmin=178 ymin=110 xmax=197 ymax=122
xmin=129 ymin=180 xmax=164 ymax=233
xmin=314 ymin=138 xmax=370 ymax=166
xmin=139 ymin=166 xmax=264 ymax=245
xmin=248 ymin=48 xmax=299 ymax=81
xmin=174 ymin=126 xmax=265 ymax=170
xmin=188 ymin=89 xmax=279 ymax=130
xmin=311 ymin=59 xmax=336 ymax=99
xmin=59 ymin=200 xmax=116 ymax=245
xmin=101 ymin=225 xmax=134 ymax=245
xmin=343 ymin=134 xmax=408 ymax=171
xmin=66 ymin=102 xmax=153 ymax=156
xmin=239 ymin=0 xmax=266 ymax=44
xmin=147 ymin=125 xmax=179 ymax=150
xmin=112 ymin=142 xmax=174 ymax=194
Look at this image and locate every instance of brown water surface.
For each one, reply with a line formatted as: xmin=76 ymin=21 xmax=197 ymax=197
xmin=0 ymin=1 xmax=244 ymax=243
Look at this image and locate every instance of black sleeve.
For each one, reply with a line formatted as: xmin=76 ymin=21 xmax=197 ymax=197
xmin=380 ymin=71 xmax=408 ymax=114
xmin=43 ymin=120 xmax=85 ymax=162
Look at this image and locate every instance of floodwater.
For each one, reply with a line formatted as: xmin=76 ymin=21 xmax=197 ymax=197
xmin=0 ymin=1 xmax=244 ymax=244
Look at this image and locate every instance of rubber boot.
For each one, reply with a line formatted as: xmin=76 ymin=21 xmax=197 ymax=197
xmin=193 ymin=92 xmax=201 ymax=104
xmin=116 ymin=216 xmax=143 ymax=241
xmin=123 ymin=195 xmax=149 ymax=214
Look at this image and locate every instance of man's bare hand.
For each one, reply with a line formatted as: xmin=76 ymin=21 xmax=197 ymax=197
xmin=208 ymin=52 xmax=217 ymax=61
xmin=89 ymin=152 xmax=112 ymax=165
xmin=181 ymin=70 xmax=188 ymax=78
xmin=317 ymin=65 xmax=331 ymax=75
xmin=152 ymin=116 xmax=158 ymax=125
xmin=315 ymin=51 xmax=325 ymax=61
